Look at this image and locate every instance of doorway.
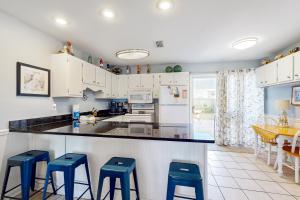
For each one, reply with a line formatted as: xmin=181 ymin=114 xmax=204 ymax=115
xmin=190 ymin=74 xmax=216 ymax=138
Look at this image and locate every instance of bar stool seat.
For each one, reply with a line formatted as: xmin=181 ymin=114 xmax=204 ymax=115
xmin=97 ymin=157 xmax=140 ymax=200
xmin=1 ymin=150 xmax=56 ymax=200
xmin=166 ymin=162 xmax=204 ymax=200
xmin=42 ymin=153 xmax=94 ymax=200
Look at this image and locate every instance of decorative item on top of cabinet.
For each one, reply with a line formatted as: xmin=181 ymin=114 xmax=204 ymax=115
xmin=58 ymin=41 xmax=74 ymax=56
xmin=136 ymin=64 xmax=141 ymax=74
xmin=126 ymin=65 xmax=131 ymax=74
xmin=261 ymin=58 xmax=271 ymax=65
xmin=165 ymin=66 xmax=173 ymax=73
xmin=99 ymin=58 xmax=104 ymax=67
xmin=87 ymin=55 xmax=93 ymax=64
xmin=173 ymin=65 xmax=182 ymax=72
xmin=106 ymin=64 xmax=111 ymax=71
xmin=111 ymin=66 xmax=122 ymax=75
xmin=146 ymin=64 xmax=151 ymax=73
xmin=274 ymin=54 xmax=285 ymax=60
xmin=288 ymin=47 xmax=300 ymax=55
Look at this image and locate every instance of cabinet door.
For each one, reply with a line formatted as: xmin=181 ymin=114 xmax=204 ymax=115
xmin=153 ymin=74 xmax=160 ymax=98
xmin=128 ymin=74 xmax=141 ymax=89
xmin=82 ymin=62 xmax=96 ymax=85
xmin=96 ymin=68 xmax=106 ymax=87
xmin=264 ymin=62 xmax=277 ymax=85
xmin=67 ymin=56 xmax=83 ymax=97
xmin=111 ymin=74 xmax=118 ymax=98
xmin=105 ymin=72 xmax=112 ymax=98
xmin=140 ymin=74 xmax=154 ymax=89
xmin=277 ymin=55 xmax=293 ymax=83
xmin=255 ymin=67 xmax=265 ymax=87
xmin=173 ymin=72 xmax=189 ymax=85
xmin=118 ymin=75 xmax=128 ymax=98
xmin=159 ymin=73 xmax=173 ymax=85
xmin=294 ymin=52 xmax=300 ymax=80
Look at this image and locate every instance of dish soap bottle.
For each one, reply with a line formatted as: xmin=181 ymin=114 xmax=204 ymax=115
xmin=72 ymin=104 xmax=80 ymax=120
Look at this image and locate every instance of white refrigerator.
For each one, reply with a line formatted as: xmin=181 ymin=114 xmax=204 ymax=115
xmin=159 ymin=85 xmax=189 ymax=124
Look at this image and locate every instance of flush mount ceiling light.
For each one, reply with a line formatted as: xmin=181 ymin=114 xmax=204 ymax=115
xmin=54 ymin=17 xmax=68 ymax=26
xmin=157 ymin=0 xmax=174 ymax=10
xmin=102 ymin=9 xmax=115 ymax=19
xmin=232 ymin=37 xmax=258 ymax=50
xmin=116 ymin=49 xmax=150 ymax=60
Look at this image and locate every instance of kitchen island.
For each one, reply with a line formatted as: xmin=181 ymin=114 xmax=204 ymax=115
xmin=8 ymin=116 xmax=214 ymax=200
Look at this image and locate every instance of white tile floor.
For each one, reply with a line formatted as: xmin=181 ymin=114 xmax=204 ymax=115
xmin=208 ymin=150 xmax=300 ymax=200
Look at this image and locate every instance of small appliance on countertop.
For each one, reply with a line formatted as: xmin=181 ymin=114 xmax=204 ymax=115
xmin=109 ymin=100 xmax=128 ymax=115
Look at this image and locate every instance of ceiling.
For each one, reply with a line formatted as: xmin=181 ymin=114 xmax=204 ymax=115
xmin=1 ymin=0 xmax=300 ymax=65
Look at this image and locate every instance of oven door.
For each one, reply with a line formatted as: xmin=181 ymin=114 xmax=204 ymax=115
xmin=128 ymin=90 xmax=153 ymax=103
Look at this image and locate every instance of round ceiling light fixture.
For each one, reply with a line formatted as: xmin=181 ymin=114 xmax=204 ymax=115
xmin=54 ymin=17 xmax=68 ymax=26
xmin=157 ymin=0 xmax=174 ymax=10
xmin=232 ymin=37 xmax=258 ymax=50
xmin=116 ymin=49 xmax=150 ymax=60
xmin=102 ymin=9 xmax=115 ymax=19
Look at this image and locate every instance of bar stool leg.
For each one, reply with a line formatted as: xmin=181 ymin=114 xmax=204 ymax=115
xmin=84 ymin=161 xmax=94 ymax=200
xmin=1 ymin=165 xmax=11 ymax=200
xmin=96 ymin=173 xmax=105 ymax=200
xmin=42 ymin=168 xmax=51 ymax=200
xmin=120 ymin=174 xmax=130 ymax=200
xmin=64 ymin=169 xmax=75 ymax=200
xmin=20 ymin=163 xmax=32 ymax=200
xmin=195 ymin=182 xmax=204 ymax=200
xmin=109 ymin=177 xmax=116 ymax=200
xmin=166 ymin=178 xmax=175 ymax=200
xmin=133 ymin=168 xmax=140 ymax=200
xmin=30 ymin=163 xmax=37 ymax=191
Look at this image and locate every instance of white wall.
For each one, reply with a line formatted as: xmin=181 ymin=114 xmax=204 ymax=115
xmin=0 ymin=11 xmax=109 ymax=130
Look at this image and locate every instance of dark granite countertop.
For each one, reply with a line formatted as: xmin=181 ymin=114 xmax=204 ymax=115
xmin=9 ymin=115 xmax=215 ymax=143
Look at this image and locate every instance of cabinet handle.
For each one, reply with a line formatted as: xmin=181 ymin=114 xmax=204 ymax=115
xmin=287 ymin=76 xmax=291 ymax=79
xmin=260 ymin=81 xmax=263 ymax=84
xmin=295 ymin=74 xmax=299 ymax=77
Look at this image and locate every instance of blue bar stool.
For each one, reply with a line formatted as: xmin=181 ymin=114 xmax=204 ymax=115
xmin=42 ymin=153 xmax=94 ymax=200
xmin=1 ymin=150 xmax=56 ymax=200
xmin=97 ymin=157 xmax=140 ymax=200
xmin=166 ymin=162 xmax=204 ymax=200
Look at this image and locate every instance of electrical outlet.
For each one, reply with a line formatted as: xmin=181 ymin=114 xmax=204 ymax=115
xmin=52 ymin=104 xmax=57 ymax=111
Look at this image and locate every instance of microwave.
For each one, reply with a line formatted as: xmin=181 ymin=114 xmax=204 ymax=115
xmin=128 ymin=90 xmax=153 ymax=103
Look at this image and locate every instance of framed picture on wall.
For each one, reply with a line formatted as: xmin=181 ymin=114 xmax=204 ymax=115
xmin=16 ymin=62 xmax=50 ymax=97
xmin=291 ymin=86 xmax=300 ymax=106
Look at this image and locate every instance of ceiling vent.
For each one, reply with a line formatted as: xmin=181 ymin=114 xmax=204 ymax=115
xmin=155 ymin=40 xmax=164 ymax=48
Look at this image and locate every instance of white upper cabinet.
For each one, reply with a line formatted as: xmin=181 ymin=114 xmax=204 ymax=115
xmin=277 ymin=56 xmax=293 ymax=83
xmin=82 ymin=62 xmax=96 ymax=85
xmin=294 ymin=52 xmax=300 ymax=80
xmin=255 ymin=66 xmax=265 ymax=87
xmin=96 ymin=67 xmax=106 ymax=87
xmin=160 ymin=72 xmax=189 ymax=85
xmin=111 ymin=74 xmax=118 ymax=98
xmin=128 ymin=74 xmax=141 ymax=90
xmin=118 ymin=75 xmax=128 ymax=98
xmin=160 ymin=73 xmax=173 ymax=85
xmin=264 ymin=62 xmax=277 ymax=85
xmin=153 ymin=73 xmax=160 ymax=99
xmin=104 ymin=72 xmax=112 ymax=98
xmin=140 ymin=74 xmax=154 ymax=89
xmin=51 ymin=53 xmax=83 ymax=97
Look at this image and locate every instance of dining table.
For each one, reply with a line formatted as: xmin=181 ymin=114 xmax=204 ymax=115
xmin=252 ymin=124 xmax=300 ymax=176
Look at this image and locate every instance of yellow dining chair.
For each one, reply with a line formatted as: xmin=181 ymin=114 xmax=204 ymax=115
xmin=282 ymin=130 xmax=300 ymax=183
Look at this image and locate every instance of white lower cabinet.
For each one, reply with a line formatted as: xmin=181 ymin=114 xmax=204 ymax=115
xmin=51 ymin=54 xmax=83 ymax=97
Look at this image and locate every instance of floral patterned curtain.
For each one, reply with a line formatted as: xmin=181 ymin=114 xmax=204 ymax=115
xmin=215 ymin=69 xmax=264 ymax=146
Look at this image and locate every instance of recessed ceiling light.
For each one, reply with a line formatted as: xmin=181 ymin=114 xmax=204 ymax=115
xmin=55 ymin=17 xmax=68 ymax=26
xmin=116 ymin=49 xmax=150 ymax=60
xmin=157 ymin=0 xmax=174 ymax=10
xmin=232 ymin=37 xmax=258 ymax=50
xmin=102 ymin=9 xmax=115 ymax=19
